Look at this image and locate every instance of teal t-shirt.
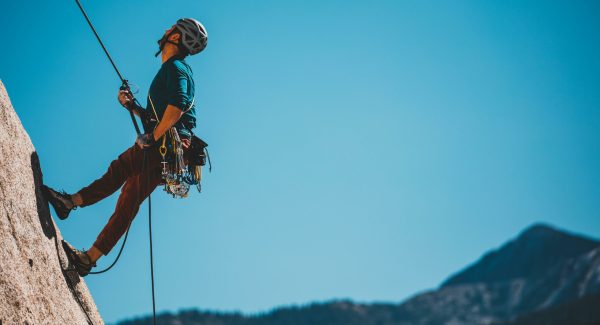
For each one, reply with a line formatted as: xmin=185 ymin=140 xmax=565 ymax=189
xmin=146 ymin=55 xmax=196 ymax=137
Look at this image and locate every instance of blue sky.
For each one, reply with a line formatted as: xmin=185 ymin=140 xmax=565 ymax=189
xmin=1 ymin=0 xmax=599 ymax=323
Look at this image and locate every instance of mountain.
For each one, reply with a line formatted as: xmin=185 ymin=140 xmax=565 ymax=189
xmin=0 ymin=80 xmax=103 ymax=324
xmin=442 ymin=223 xmax=599 ymax=287
xmin=390 ymin=223 xmax=600 ymax=324
xmin=116 ymin=223 xmax=600 ymax=325
xmin=392 ymin=244 xmax=600 ymax=324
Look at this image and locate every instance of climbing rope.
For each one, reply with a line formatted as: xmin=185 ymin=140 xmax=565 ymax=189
xmin=148 ymin=177 xmax=157 ymax=324
xmin=74 ymin=1 xmax=157 ymax=324
xmin=74 ymin=0 xmax=143 ymax=135
xmin=88 ymin=150 xmax=157 ymax=325
xmin=87 ymin=227 xmax=130 ymax=275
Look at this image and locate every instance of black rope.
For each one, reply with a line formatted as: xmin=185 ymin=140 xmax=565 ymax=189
xmin=88 ymin=220 xmax=130 ymax=275
xmin=48 ymin=222 xmax=95 ymax=324
xmin=145 ymin=148 xmax=157 ymax=325
xmin=74 ymin=0 xmax=142 ymax=135
xmin=73 ymin=2 xmax=157 ymax=322
xmin=72 ymin=0 xmax=142 ymax=276
xmin=90 ymin=145 xmax=147 ymax=275
xmin=74 ymin=0 xmax=124 ymax=82
xmin=88 ymin=149 xmax=157 ymax=325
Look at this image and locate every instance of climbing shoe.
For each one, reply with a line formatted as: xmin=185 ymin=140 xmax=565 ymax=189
xmin=61 ymin=240 xmax=96 ymax=277
xmin=42 ymin=185 xmax=75 ymax=220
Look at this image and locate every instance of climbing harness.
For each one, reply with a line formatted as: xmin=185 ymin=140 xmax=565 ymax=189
xmin=148 ymin=95 xmax=209 ymax=198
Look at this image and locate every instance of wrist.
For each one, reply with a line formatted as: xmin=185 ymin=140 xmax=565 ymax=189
xmin=145 ymin=133 xmax=156 ymax=145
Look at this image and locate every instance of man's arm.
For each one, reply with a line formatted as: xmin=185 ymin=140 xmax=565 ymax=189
xmin=151 ymin=104 xmax=184 ymax=141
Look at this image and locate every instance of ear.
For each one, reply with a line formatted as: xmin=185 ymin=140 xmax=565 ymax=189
xmin=168 ymin=32 xmax=181 ymax=42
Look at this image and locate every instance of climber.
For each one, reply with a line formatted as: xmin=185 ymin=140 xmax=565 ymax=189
xmin=43 ymin=18 xmax=208 ymax=277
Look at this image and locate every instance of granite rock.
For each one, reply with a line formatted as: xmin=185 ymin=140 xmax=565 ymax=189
xmin=0 ymin=80 xmax=103 ymax=325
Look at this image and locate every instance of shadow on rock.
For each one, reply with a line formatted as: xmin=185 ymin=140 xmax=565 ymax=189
xmin=31 ymin=152 xmax=56 ymax=240
xmin=30 ymin=151 xmax=81 ymax=288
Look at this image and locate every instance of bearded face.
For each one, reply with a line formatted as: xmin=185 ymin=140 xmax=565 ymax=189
xmin=155 ymin=25 xmax=179 ymax=57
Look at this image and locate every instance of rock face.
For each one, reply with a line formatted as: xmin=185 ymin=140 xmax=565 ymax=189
xmin=0 ymin=80 xmax=103 ymax=325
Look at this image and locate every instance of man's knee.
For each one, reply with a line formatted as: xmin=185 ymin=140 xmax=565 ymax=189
xmin=108 ymin=146 xmax=139 ymax=177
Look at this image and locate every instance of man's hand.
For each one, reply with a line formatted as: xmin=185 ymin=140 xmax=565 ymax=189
xmin=136 ymin=133 xmax=156 ymax=149
xmin=118 ymin=90 xmax=134 ymax=108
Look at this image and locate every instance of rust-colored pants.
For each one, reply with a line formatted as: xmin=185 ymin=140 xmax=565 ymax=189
xmin=77 ymin=144 xmax=163 ymax=255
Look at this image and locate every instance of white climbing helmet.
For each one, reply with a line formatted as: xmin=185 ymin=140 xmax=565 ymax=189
xmin=175 ymin=18 xmax=208 ymax=55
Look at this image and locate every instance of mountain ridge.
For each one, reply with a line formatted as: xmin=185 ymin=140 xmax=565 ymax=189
xmin=116 ymin=222 xmax=600 ymax=325
xmin=441 ymin=223 xmax=600 ymax=287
